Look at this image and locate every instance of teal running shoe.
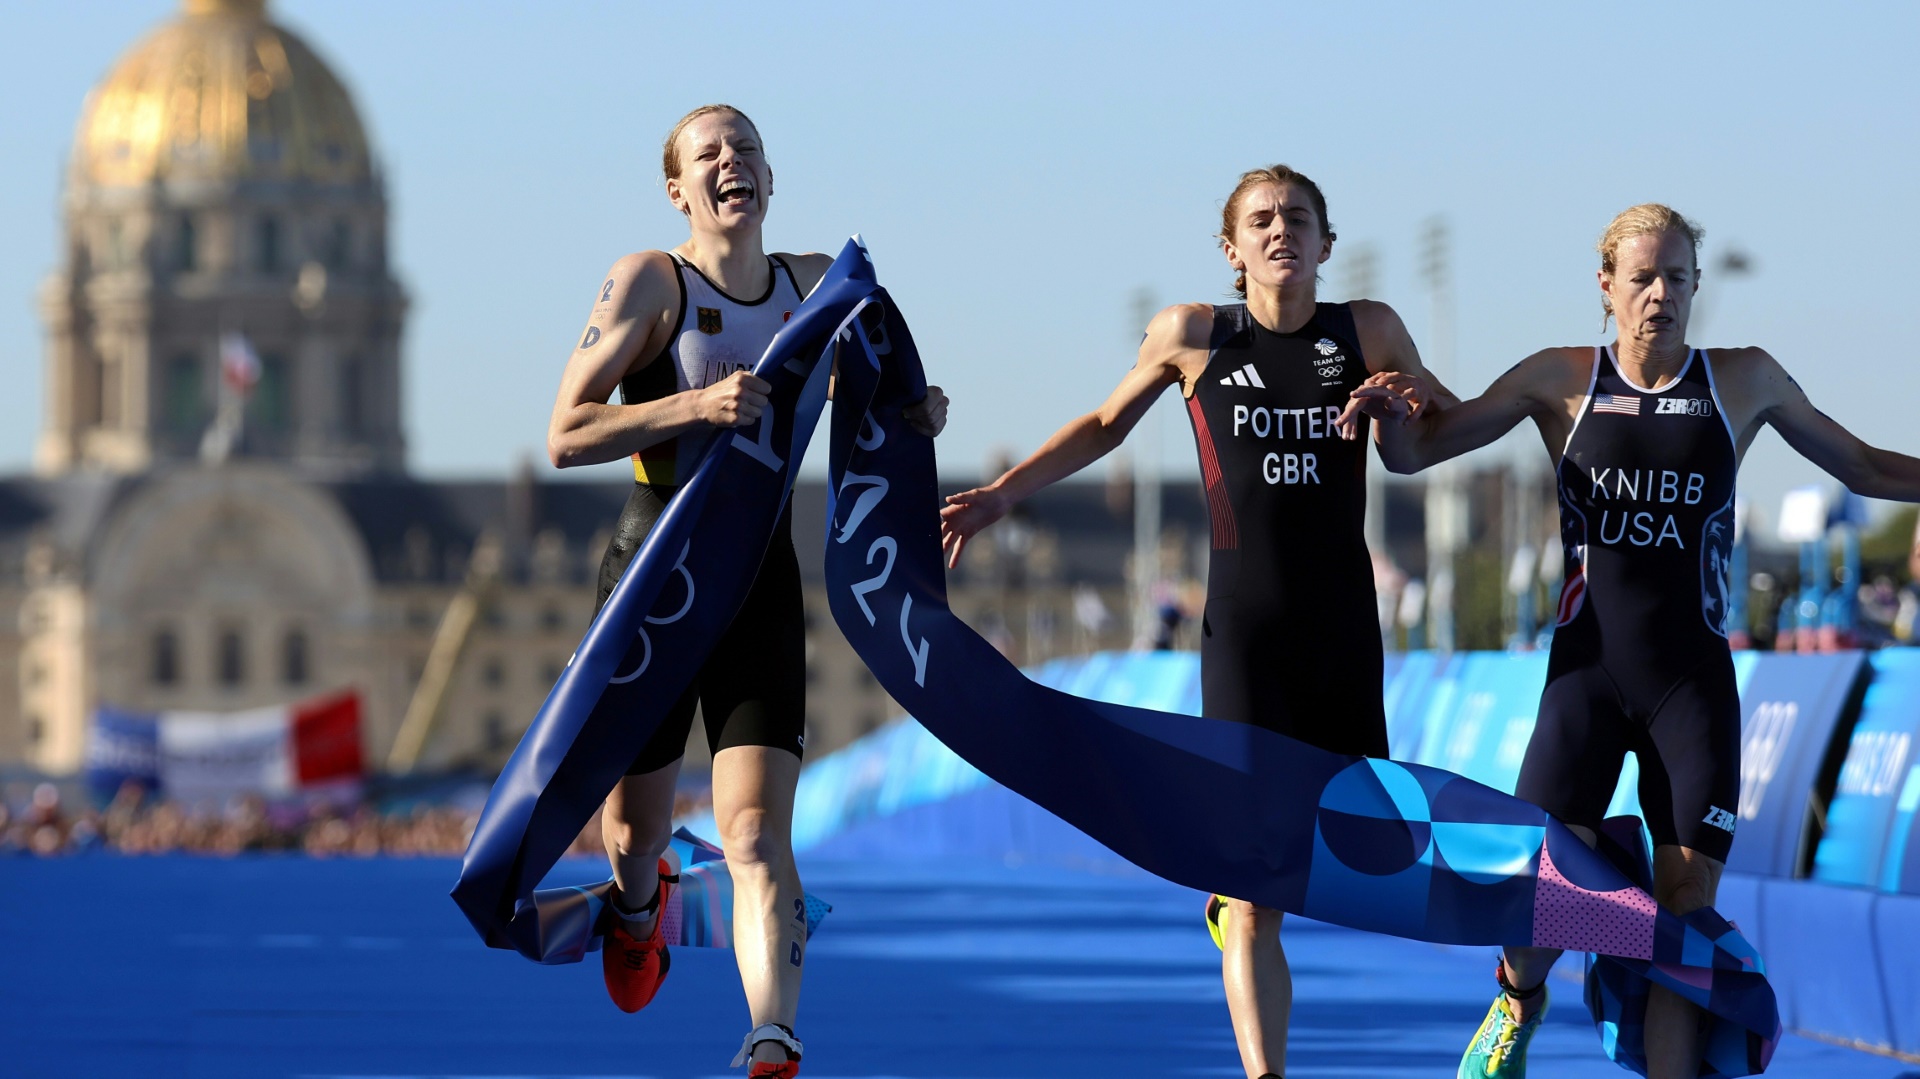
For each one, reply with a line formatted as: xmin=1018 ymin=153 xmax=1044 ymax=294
xmin=1458 ymin=986 xmax=1547 ymax=1078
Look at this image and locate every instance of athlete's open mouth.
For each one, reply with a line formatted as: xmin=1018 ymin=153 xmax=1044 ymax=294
xmin=1269 ymin=249 xmax=1297 ymax=264
xmin=717 ymin=181 xmax=755 ymax=207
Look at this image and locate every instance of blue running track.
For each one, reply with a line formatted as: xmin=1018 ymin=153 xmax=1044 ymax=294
xmin=1 ymin=856 xmax=1910 ymax=1078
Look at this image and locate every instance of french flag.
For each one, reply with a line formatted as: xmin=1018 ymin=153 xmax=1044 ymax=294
xmin=85 ymin=691 xmax=363 ymax=802
xmin=219 ymin=331 xmax=261 ymax=394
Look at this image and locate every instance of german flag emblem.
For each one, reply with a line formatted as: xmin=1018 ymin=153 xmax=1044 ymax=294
xmin=697 ymin=307 xmax=723 ymax=335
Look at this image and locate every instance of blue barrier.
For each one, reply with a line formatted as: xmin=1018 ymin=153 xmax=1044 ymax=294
xmin=1874 ymin=892 xmax=1920 ymax=1053
xmin=1408 ymin=651 xmax=1550 ymax=794
xmin=805 ymin=780 xmax=1132 ymax=868
xmin=1812 ymin=649 xmax=1920 ymax=891
xmin=1382 ymin=651 xmax=1453 ymax=759
xmin=1028 ymin=650 xmax=1203 ymax=714
xmin=1895 ymin=772 xmax=1920 ymax=896
xmin=786 ymin=715 xmax=990 ymax=852
xmin=784 ymin=652 xmax=1205 ymax=859
xmin=1713 ymin=874 xmax=1920 ymax=1059
xmin=1723 ymin=652 xmax=1867 ymax=879
xmin=776 ymin=648 xmax=1912 ymax=1063
xmin=789 ymin=650 xmax=1870 ymax=882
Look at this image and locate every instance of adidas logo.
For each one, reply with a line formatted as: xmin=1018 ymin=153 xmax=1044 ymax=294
xmin=1219 ymin=363 xmax=1266 ymax=388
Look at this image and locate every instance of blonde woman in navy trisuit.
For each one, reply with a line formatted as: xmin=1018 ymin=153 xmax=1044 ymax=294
xmin=1355 ymin=204 xmax=1920 ymax=1079
xmin=545 ymin=103 xmax=947 ymax=1077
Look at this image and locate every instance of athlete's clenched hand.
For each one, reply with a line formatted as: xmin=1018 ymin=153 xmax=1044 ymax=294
xmin=1336 ymin=371 xmax=1432 ymax=438
xmin=906 ymin=386 xmax=949 ymax=437
xmin=697 ymin=371 xmax=772 ymax=427
xmin=938 ymin=486 xmax=1010 ymax=569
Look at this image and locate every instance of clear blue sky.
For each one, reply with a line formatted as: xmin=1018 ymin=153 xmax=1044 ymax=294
xmin=3 ymin=1 xmax=1917 ymax=538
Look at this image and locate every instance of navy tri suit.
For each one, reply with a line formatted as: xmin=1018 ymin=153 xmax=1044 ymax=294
xmin=1183 ymin=302 xmax=1389 ymax=758
xmin=1521 ymin=346 xmax=1742 ymax=861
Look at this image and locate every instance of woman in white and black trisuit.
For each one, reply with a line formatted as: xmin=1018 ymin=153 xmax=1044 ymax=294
xmin=1360 ymin=204 xmax=1920 ymax=1079
xmin=545 ymin=104 xmax=947 ymax=1078
xmin=940 ymin=165 xmax=1455 ymax=1079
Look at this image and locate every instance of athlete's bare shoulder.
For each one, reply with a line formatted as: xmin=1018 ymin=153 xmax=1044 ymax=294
xmin=1346 ymin=298 xmax=1402 ymax=332
xmin=607 ymin=249 xmax=677 ymax=284
xmin=1346 ymin=299 xmax=1423 ymax=375
xmin=1154 ymin=302 xmax=1215 ymax=353
xmin=1703 ymin=345 xmax=1780 ymax=381
xmin=1142 ymin=302 xmax=1215 ymax=390
xmin=1517 ymin=346 xmax=1594 ymax=387
xmin=775 ymin=251 xmax=834 ymax=297
xmin=612 ymin=248 xmax=676 ymax=275
xmin=1704 ymin=345 xmax=1794 ymax=417
xmin=598 ymin=249 xmax=680 ymax=321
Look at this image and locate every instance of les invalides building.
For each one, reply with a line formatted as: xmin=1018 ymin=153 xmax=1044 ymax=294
xmin=1 ymin=0 xmax=619 ymax=779
xmin=1 ymin=0 xmax=1160 ymax=787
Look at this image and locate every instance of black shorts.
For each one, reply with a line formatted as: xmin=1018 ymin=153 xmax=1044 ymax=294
xmin=1514 ymin=649 xmax=1741 ymax=861
xmin=1199 ymin=598 xmax=1389 ymax=759
xmin=594 ymin=484 xmax=807 ymax=775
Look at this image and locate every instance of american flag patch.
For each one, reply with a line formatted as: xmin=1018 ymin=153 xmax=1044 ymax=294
xmin=1593 ymin=393 xmax=1641 ymax=416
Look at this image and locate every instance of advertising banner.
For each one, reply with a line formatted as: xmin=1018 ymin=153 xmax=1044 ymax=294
xmin=1724 ymin=653 xmax=1867 ymax=878
xmin=1812 ymin=649 xmax=1920 ymax=889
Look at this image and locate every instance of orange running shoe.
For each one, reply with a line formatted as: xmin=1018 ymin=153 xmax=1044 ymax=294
xmin=601 ymin=860 xmax=676 ymax=1013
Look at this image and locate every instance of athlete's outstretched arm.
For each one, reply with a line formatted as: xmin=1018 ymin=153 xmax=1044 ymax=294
xmin=546 ymin=252 xmax=772 ymax=468
xmin=1341 ymin=300 xmax=1463 ymax=471
xmin=1748 ymin=349 xmax=1920 ymax=500
xmin=939 ymin=304 xmax=1207 ymax=567
xmin=1361 ymin=350 xmax=1566 ymax=474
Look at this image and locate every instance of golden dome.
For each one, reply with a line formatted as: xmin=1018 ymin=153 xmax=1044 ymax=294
xmin=73 ymin=0 xmax=372 ymax=189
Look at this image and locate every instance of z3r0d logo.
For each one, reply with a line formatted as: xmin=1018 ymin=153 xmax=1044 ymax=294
xmin=1654 ymin=397 xmax=1715 ymax=417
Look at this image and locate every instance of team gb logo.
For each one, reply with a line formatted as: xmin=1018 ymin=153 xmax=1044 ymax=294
xmin=1313 ymin=338 xmax=1344 ymax=379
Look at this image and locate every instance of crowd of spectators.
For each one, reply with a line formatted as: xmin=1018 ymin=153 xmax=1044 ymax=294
xmin=1 ymin=780 xmax=713 ymax=859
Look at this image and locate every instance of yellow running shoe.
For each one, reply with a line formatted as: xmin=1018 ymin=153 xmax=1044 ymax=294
xmin=1205 ymin=893 xmax=1229 ymax=951
xmin=1457 ymin=986 xmax=1547 ymax=1078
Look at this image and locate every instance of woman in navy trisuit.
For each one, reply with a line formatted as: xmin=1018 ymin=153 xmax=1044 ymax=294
xmin=1357 ymin=203 xmax=1920 ymax=1079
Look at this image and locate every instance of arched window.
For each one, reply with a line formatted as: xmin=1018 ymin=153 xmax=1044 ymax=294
xmin=151 ymin=628 xmax=179 ymax=686
xmin=339 ymin=356 xmax=364 ymax=436
xmin=166 ymin=354 xmax=202 ymax=435
xmin=98 ymin=353 xmax=122 ymax=427
xmin=217 ymin=627 xmax=245 ymax=687
xmin=257 ymin=215 xmax=281 ymax=273
xmin=327 ymin=218 xmax=352 ymax=270
xmin=253 ymin=353 xmax=289 ymax=431
xmin=176 ymin=214 xmax=197 ymax=271
xmin=282 ymin=629 xmax=309 ymax=686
